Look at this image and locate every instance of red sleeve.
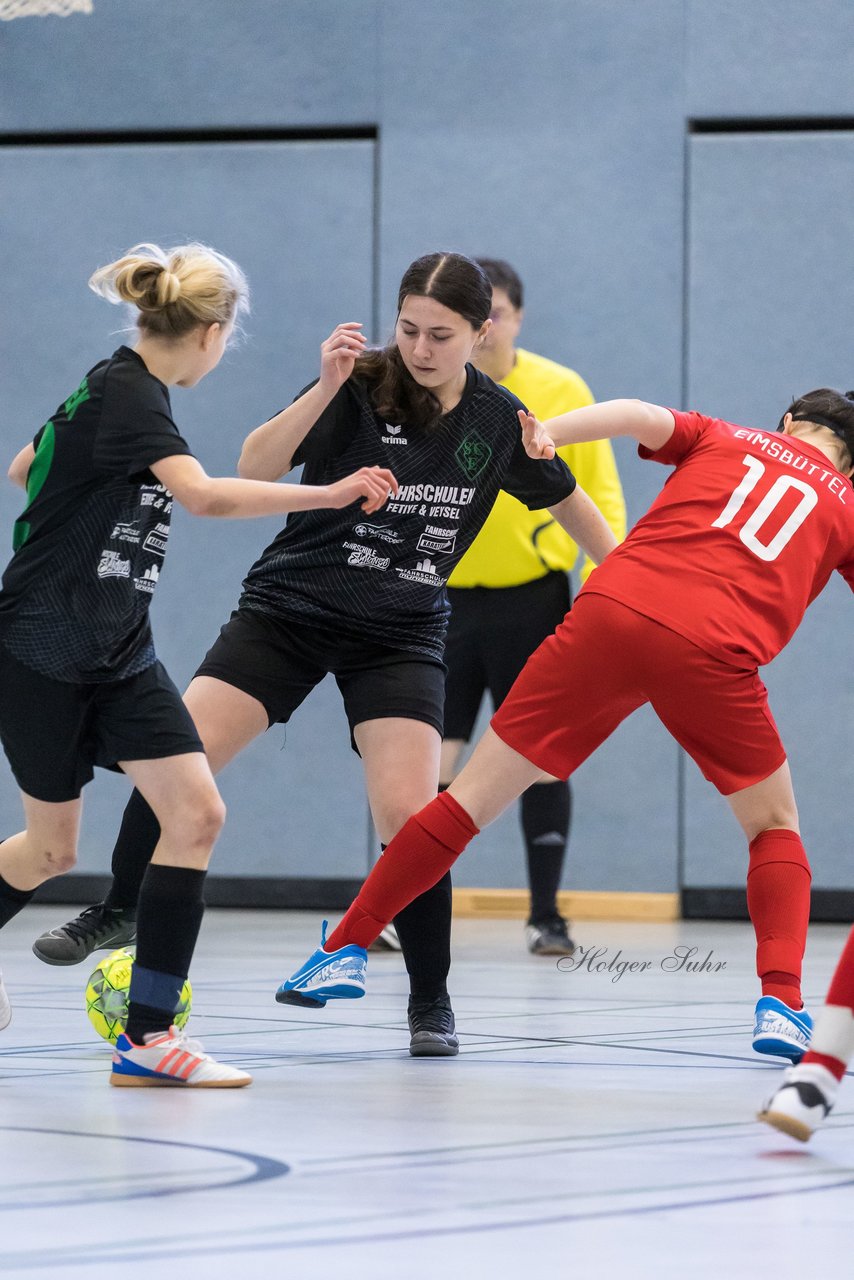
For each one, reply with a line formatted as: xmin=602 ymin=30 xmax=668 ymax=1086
xmin=637 ymin=409 xmax=712 ymax=466
xmin=838 ymin=559 xmax=854 ymax=594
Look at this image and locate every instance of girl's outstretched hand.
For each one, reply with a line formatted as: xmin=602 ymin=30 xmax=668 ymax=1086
xmin=326 ymin=466 xmax=399 ymax=514
xmin=519 ymin=409 xmax=556 ymax=460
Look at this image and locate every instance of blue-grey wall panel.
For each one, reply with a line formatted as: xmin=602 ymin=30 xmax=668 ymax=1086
xmin=0 ymin=139 xmax=376 ymax=880
xmin=0 ymin=0 xmax=379 ymax=131
xmin=687 ymin=1 xmax=854 ymax=119
xmin=378 ymin=0 xmax=686 ymax=891
xmin=685 ymin=132 xmax=854 ymax=891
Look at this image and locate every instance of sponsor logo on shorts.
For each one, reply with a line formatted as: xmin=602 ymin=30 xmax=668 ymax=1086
xmin=352 ymin=522 xmax=403 ymax=545
xmin=98 ymin=550 xmax=131 ymax=579
xmin=343 ymin=542 xmax=391 ymax=571
xmin=417 ymin=523 xmax=458 ymax=555
xmin=395 ymin=556 xmax=446 ymax=586
xmin=134 ymin=564 xmax=160 ymax=594
xmin=111 ymin=522 xmax=140 ymax=544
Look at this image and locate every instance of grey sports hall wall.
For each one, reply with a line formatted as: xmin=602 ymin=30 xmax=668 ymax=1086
xmin=1 ymin=0 xmax=853 ymax=907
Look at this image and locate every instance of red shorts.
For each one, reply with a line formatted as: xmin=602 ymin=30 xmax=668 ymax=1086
xmin=490 ymin=593 xmax=786 ymax=796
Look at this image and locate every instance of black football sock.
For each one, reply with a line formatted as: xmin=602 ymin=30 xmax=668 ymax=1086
xmin=0 ymin=868 xmax=35 ymax=930
xmin=124 ymin=864 xmax=205 ymax=1043
xmin=391 ymin=844 xmax=453 ymax=1002
xmin=522 ymin=780 xmax=571 ymax=924
xmin=103 ymin=788 xmax=161 ymax=914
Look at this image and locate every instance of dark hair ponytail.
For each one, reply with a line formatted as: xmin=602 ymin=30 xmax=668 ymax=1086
xmin=356 ymin=252 xmax=491 ymax=430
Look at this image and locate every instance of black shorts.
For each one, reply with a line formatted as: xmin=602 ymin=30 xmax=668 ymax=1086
xmin=444 ymin=570 xmax=572 ymax=741
xmin=0 ymin=647 xmax=203 ymax=804
xmin=195 ymin=608 xmax=446 ymax=748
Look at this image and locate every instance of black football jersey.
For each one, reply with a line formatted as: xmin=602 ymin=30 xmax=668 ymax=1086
xmin=240 ymin=365 xmax=576 ymax=659
xmin=0 ymin=346 xmax=193 ymax=681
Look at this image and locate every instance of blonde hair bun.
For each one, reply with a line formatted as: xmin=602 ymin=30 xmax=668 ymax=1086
xmin=89 ymin=241 xmax=248 ymax=338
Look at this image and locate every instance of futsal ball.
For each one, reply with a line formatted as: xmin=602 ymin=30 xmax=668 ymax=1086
xmin=85 ymin=947 xmax=192 ymax=1045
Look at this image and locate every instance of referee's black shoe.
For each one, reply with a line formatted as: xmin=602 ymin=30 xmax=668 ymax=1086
xmin=32 ymin=902 xmax=137 ymax=966
xmin=408 ymin=993 xmax=459 ymax=1057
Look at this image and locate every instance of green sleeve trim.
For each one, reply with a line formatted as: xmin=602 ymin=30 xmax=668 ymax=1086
xmin=12 ymin=421 xmax=55 ymax=551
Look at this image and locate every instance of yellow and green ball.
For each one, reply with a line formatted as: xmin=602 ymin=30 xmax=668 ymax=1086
xmin=85 ymin=947 xmax=192 ymax=1044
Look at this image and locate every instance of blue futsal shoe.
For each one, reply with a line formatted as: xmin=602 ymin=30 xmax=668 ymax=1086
xmin=752 ymin=996 xmax=813 ymax=1061
xmin=276 ymin=921 xmax=367 ymax=1008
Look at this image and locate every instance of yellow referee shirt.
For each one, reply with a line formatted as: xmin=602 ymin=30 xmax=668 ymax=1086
xmin=448 ymin=348 xmax=626 ymax=588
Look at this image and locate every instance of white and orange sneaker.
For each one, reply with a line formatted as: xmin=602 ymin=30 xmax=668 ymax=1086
xmin=111 ymin=1026 xmax=251 ymax=1088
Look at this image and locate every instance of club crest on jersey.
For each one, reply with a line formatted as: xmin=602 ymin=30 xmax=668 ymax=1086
xmin=455 ymin=431 xmax=492 ymax=480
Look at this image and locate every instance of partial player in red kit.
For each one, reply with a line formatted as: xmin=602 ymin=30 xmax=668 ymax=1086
xmin=279 ymin=387 xmax=854 ymax=1073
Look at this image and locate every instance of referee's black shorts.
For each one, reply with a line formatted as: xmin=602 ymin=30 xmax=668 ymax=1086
xmin=0 ymin=647 xmax=203 ymax=804
xmin=443 ymin=570 xmax=572 ymax=742
xmin=196 ymin=608 xmax=446 ymax=749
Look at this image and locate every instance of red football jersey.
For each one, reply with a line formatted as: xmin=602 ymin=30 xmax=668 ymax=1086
xmin=581 ymin=410 xmax=854 ymax=668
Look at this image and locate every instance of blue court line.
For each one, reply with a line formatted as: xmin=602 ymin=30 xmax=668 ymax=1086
xmin=0 ymin=1125 xmax=289 ymax=1210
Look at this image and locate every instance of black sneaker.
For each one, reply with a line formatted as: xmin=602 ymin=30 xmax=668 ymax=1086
xmin=32 ymin=902 xmax=137 ymax=966
xmin=408 ymin=993 xmax=459 ymax=1057
xmin=525 ymin=914 xmax=576 ymax=956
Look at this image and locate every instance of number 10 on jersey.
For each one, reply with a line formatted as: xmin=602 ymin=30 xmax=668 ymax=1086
xmin=712 ymin=455 xmax=818 ymax=562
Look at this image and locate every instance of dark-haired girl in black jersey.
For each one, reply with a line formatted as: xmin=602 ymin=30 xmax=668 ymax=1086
xmin=0 ymin=242 xmax=395 ymax=1086
xmin=35 ymin=251 xmax=616 ymax=1056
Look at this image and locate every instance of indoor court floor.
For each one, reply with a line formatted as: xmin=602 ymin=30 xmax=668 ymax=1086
xmin=0 ymin=907 xmax=852 ymax=1277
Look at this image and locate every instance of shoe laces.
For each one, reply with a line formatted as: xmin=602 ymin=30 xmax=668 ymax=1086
xmin=63 ymin=902 xmax=118 ymax=943
xmin=145 ymin=1026 xmax=209 ymax=1060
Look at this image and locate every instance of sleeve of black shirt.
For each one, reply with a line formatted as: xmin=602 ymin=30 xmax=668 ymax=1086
xmin=497 ymin=387 xmax=577 ymax=509
xmin=290 ymin=379 xmax=363 ymax=467
xmin=96 ymin=362 xmax=194 ymax=478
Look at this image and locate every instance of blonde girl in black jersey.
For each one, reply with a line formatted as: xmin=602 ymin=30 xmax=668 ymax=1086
xmin=0 ymin=243 xmax=394 ymax=1086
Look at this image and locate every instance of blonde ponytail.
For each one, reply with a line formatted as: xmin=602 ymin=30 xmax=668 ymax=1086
xmin=89 ymin=242 xmax=249 ymax=338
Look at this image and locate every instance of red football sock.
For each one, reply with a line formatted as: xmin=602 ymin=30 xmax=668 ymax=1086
xmin=746 ymin=828 xmax=811 ymax=1010
xmin=801 ymin=1050 xmax=847 ymax=1082
xmin=325 ymin=792 xmax=479 ymax=951
xmin=796 ymin=926 xmax=854 ymax=1076
xmin=825 ymin=924 xmax=854 ymax=1011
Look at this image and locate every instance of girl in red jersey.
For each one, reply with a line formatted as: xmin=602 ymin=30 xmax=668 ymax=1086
xmin=280 ymin=387 xmax=854 ymax=1069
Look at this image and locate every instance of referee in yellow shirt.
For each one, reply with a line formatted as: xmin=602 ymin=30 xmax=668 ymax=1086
xmin=440 ymin=259 xmax=626 ymax=955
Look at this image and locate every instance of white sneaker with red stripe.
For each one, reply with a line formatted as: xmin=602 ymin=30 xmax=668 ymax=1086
xmin=111 ymin=1026 xmax=252 ymax=1088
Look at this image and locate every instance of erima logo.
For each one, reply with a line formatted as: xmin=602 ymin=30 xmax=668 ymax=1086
xmin=382 ymin=421 xmax=408 ymax=446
